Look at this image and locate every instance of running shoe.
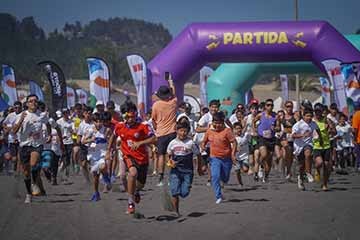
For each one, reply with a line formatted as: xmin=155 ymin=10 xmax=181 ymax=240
xmin=254 ymin=174 xmax=259 ymax=182
xmin=91 ymin=192 xmax=101 ymax=202
xmin=285 ymin=174 xmax=292 ymax=181
xmin=134 ymin=191 xmax=141 ymax=204
xmin=31 ymin=184 xmax=41 ymax=196
xmin=306 ymin=173 xmax=314 ymax=183
xmin=152 ymin=171 xmax=157 ymax=176
xmin=24 ymin=194 xmax=32 ymax=204
xmin=215 ymin=198 xmax=223 ymax=204
xmin=321 ymin=184 xmax=329 ymax=191
xmin=262 ymin=176 xmax=268 ymax=183
xmin=156 ymin=181 xmax=164 ymax=187
xmin=314 ymin=170 xmax=321 ymax=183
xmin=206 ymin=180 xmax=211 ymax=186
xmin=297 ymin=175 xmax=305 ymax=191
xmin=127 ymin=202 xmax=135 ymax=214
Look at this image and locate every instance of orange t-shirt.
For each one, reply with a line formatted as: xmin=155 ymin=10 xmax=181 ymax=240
xmin=352 ymin=110 xmax=360 ymax=143
xmin=204 ymin=128 xmax=236 ymax=159
xmin=151 ymin=97 xmax=177 ymax=137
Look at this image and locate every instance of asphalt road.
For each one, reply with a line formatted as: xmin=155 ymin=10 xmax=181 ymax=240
xmin=0 ymin=168 xmax=359 ymax=240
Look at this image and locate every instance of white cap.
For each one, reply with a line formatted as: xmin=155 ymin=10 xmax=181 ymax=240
xmin=96 ymin=100 xmax=104 ymax=106
xmin=56 ymin=110 xmax=62 ymax=118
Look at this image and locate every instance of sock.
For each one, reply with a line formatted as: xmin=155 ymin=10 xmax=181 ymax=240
xmin=24 ymin=178 xmax=32 ymax=194
xmin=31 ymin=168 xmax=39 ymax=183
xmin=159 ymin=173 xmax=164 ymax=182
xmin=128 ymin=197 xmax=134 ymax=204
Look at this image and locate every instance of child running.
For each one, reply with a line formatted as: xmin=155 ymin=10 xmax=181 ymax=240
xmin=167 ymin=121 xmax=201 ymax=216
xmin=233 ymin=122 xmax=250 ymax=186
xmin=109 ymin=102 xmax=156 ymax=214
xmin=201 ymin=111 xmax=237 ymax=204
xmin=82 ymin=112 xmax=112 ymax=201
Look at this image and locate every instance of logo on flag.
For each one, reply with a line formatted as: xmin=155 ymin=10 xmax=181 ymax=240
xmin=132 ymin=63 xmax=143 ymax=72
xmin=1 ymin=65 xmax=18 ymax=105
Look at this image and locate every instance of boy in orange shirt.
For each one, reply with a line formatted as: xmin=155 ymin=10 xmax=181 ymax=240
xmin=201 ymin=112 xmax=237 ymax=204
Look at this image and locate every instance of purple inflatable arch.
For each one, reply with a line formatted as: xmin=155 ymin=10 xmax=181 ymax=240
xmin=147 ymin=21 xmax=360 ymax=107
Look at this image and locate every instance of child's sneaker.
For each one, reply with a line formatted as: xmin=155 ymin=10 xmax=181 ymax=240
xmin=31 ymin=184 xmax=41 ymax=196
xmin=306 ymin=173 xmax=314 ymax=183
xmin=215 ymin=198 xmax=223 ymax=204
xmin=24 ymin=194 xmax=32 ymax=204
xmin=134 ymin=191 xmax=141 ymax=204
xmin=297 ymin=175 xmax=305 ymax=191
xmin=127 ymin=202 xmax=135 ymax=214
xmin=91 ymin=192 xmax=101 ymax=202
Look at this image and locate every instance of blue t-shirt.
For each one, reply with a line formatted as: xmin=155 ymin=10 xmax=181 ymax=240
xmin=167 ymin=137 xmax=199 ymax=173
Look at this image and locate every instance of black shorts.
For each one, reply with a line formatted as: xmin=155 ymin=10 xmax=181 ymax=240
xmin=258 ymin=137 xmax=275 ymax=152
xmin=157 ymin=132 xmax=177 ymax=155
xmin=79 ymin=144 xmax=88 ymax=162
xmin=19 ymin=145 xmax=43 ymax=165
xmin=313 ymin=148 xmax=331 ymax=162
xmin=124 ymin=156 xmax=148 ymax=185
xmin=9 ymin=143 xmax=19 ymax=157
xmin=297 ymin=145 xmax=313 ymax=163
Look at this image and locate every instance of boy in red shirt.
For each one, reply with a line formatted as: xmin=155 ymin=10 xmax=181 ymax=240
xmin=108 ymin=102 xmax=156 ymax=214
xmin=201 ymin=112 xmax=237 ymax=204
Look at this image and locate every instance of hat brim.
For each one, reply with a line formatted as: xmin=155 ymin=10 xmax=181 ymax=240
xmin=155 ymin=92 xmax=172 ymax=100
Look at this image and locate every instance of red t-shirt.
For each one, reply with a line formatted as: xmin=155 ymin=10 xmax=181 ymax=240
xmin=114 ymin=122 xmax=153 ymax=165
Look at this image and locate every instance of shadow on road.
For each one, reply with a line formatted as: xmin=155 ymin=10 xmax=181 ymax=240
xmin=227 ymin=198 xmax=269 ymax=203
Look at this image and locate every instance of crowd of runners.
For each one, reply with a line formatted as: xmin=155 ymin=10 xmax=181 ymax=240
xmin=1 ymin=77 xmax=360 ymax=216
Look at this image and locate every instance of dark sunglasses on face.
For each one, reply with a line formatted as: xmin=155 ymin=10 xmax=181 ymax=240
xmin=28 ymin=99 xmax=37 ymax=103
xmin=266 ymin=103 xmax=273 ymax=107
xmin=286 ymin=105 xmax=293 ymax=108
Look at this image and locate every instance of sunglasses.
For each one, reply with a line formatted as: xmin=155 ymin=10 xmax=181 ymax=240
xmin=286 ymin=105 xmax=293 ymax=108
xmin=266 ymin=103 xmax=274 ymax=107
xmin=28 ymin=99 xmax=38 ymax=103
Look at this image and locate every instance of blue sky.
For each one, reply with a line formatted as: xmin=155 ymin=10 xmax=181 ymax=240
xmin=1 ymin=0 xmax=360 ymax=36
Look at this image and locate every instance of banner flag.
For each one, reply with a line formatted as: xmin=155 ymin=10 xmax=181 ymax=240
xmin=0 ymin=92 xmax=9 ymax=111
xmin=76 ymin=88 xmax=88 ymax=104
xmin=38 ymin=61 xmax=67 ymax=112
xmin=245 ymin=89 xmax=254 ymax=106
xmin=1 ymin=65 xmax=18 ymax=106
xmin=319 ymin=77 xmax=331 ymax=106
xmin=199 ymin=66 xmax=213 ymax=106
xmin=322 ymin=59 xmax=347 ymax=114
xmin=126 ymin=54 xmax=147 ymax=118
xmin=29 ymin=80 xmax=44 ymax=101
xmin=280 ymin=74 xmax=289 ymax=101
xmin=66 ymin=86 xmax=75 ymax=109
xmin=341 ymin=63 xmax=360 ymax=115
xmin=86 ymin=57 xmax=110 ymax=108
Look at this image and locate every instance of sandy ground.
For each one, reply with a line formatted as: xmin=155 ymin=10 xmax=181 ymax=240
xmin=0 ymin=167 xmax=359 ymax=240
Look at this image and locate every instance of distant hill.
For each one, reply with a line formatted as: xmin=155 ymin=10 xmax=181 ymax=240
xmin=0 ymin=13 xmax=172 ymax=85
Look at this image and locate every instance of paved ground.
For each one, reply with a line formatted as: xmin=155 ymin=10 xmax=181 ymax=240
xmin=0 ymin=168 xmax=359 ymax=240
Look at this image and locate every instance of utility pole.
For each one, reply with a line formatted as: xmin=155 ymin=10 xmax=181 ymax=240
xmin=295 ymin=0 xmax=300 ymax=109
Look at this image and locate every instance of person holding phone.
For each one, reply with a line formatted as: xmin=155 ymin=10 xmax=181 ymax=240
xmin=151 ymin=72 xmax=177 ymax=186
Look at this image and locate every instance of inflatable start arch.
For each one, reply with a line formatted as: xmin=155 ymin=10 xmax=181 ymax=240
xmin=147 ymin=21 xmax=360 ymax=109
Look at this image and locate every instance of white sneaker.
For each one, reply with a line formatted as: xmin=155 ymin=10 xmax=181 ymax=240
xmin=258 ymin=167 xmax=264 ymax=179
xmin=24 ymin=194 xmax=32 ymax=204
xmin=285 ymin=174 xmax=291 ymax=181
xmin=31 ymin=184 xmax=41 ymax=196
xmin=297 ymin=176 xmax=305 ymax=191
xmin=215 ymin=198 xmax=223 ymax=204
xmin=306 ymin=173 xmax=314 ymax=183
xmin=206 ymin=181 xmax=211 ymax=186
xmin=156 ymin=181 xmax=164 ymax=187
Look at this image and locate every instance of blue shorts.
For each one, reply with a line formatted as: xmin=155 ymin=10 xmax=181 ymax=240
xmin=169 ymin=169 xmax=193 ymax=198
xmin=0 ymin=144 xmax=10 ymax=157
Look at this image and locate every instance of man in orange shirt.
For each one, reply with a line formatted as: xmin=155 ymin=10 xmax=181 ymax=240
xmin=151 ymin=75 xmax=177 ymax=186
xmin=352 ymin=100 xmax=360 ymax=171
xmin=201 ymin=112 xmax=237 ymax=204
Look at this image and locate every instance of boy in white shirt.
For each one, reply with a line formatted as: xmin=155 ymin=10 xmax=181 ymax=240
xmin=292 ymin=110 xmax=317 ymax=190
xmin=233 ymin=122 xmax=250 ymax=186
xmin=336 ymin=113 xmax=353 ymax=172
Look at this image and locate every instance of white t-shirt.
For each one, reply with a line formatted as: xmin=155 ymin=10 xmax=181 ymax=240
xmin=78 ymin=121 xmax=94 ymax=147
xmin=56 ymin=117 xmax=74 ymax=145
xmin=336 ymin=123 xmax=353 ymax=150
xmin=292 ymin=119 xmax=317 ymax=156
xmin=236 ymin=133 xmax=249 ymax=161
xmin=16 ymin=110 xmax=49 ymax=147
xmin=87 ymin=126 xmax=108 ymax=162
xmin=3 ymin=112 xmax=20 ymax=143
xmin=167 ymin=137 xmax=199 ymax=173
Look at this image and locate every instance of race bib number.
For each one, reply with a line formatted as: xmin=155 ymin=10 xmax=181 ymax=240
xmin=263 ymin=130 xmax=272 ymax=138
